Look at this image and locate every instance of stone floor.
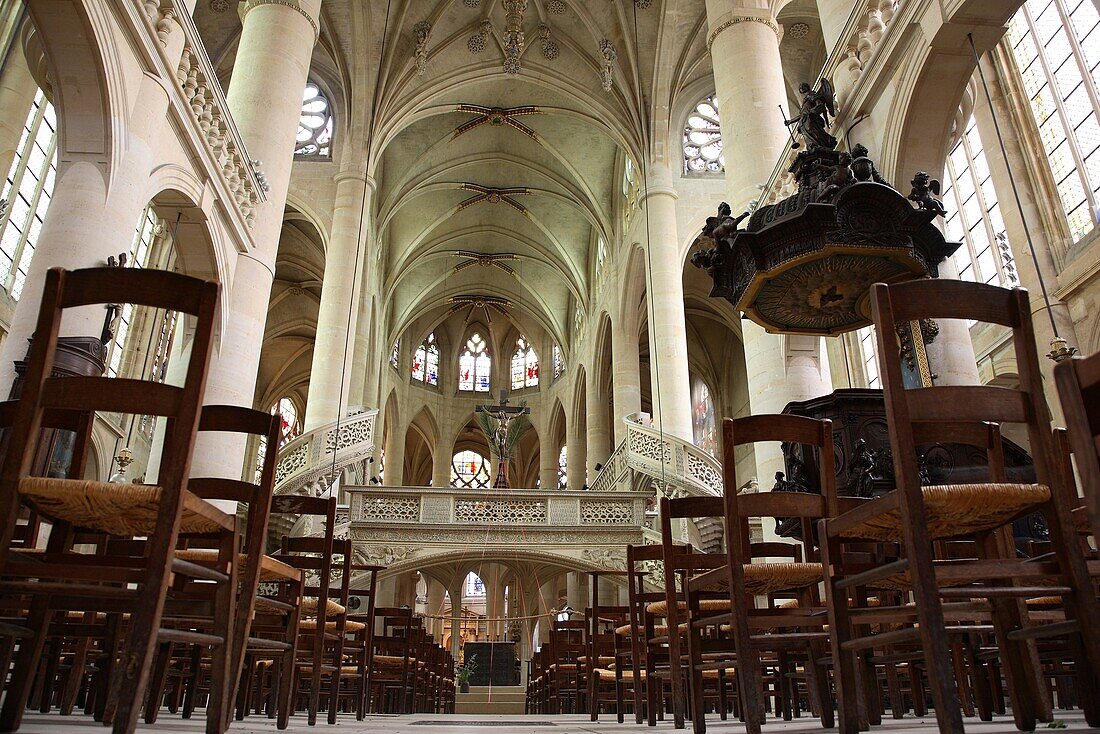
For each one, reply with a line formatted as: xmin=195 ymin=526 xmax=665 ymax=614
xmin=17 ymin=710 xmax=1094 ymax=733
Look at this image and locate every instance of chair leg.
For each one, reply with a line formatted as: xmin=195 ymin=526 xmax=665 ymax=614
xmin=143 ymin=642 xmax=174 ymax=724
xmin=820 ymin=527 xmax=861 ymax=734
xmin=207 ymin=529 xmax=239 ymax=734
xmin=0 ymin=597 xmax=54 ymax=732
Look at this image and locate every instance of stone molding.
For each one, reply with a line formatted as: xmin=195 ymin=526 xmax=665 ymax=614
xmin=239 ymin=0 xmax=319 ymax=39
xmin=707 ymin=12 xmax=781 ymax=51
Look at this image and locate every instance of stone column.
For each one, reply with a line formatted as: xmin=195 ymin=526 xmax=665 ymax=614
xmin=304 ymin=170 xmax=370 ymax=430
xmin=449 ymin=581 xmax=464 ymax=659
xmin=586 ymin=367 xmax=611 ymax=482
xmin=706 ymin=2 xmax=833 ymax=506
xmin=0 ymin=34 xmax=38 ymax=184
xmin=565 ymin=417 xmax=586 ymax=489
xmin=538 ymin=424 xmax=558 ymax=490
xmin=382 ymin=408 xmax=405 ymax=485
xmin=190 ymin=0 xmax=320 ymax=478
xmin=611 ymin=316 xmax=642 ymax=445
xmin=641 ymin=168 xmax=693 ymax=441
xmin=0 ymin=74 xmax=170 ymax=391
xmin=973 ymin=57 xmax=1077 ymax=419
xmin=426 ymin=579 xmax=445 ymax=638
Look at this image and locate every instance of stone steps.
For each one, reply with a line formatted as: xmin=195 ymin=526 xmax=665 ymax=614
xmin=454 ymin=686 xmax=526 ymax=714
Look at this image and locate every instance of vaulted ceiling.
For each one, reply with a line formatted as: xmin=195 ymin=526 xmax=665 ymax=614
xmin=196 ymin=0 xmax=822 ymax=356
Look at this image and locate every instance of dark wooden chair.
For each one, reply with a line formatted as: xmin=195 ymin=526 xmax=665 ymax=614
xmin=368 ymin=605 xmax=418 ymax=713
xmin=823 ymin=278 xmax=1100 ymax=733
xmin=1055 ymin=350 xmax=1100 ymax=541
xmin=0 ymin=266 xmax=234 ymax=734
xmin=676 ymin=414 xmax=844 ymax=734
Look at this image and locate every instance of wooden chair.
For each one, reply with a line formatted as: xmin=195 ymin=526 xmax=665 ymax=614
xmin=143 ymin=405 xmax=297 ymax=730
xmin=368 ymin=605 xmax=418 ymax=713
xmin=675 ymin=414 xmax=844 ymax=734
xmin=0 ymin=267 xmax=234 ymax=734
xmin=823 ymin=278 xmax=1100 ymax=733
xmin=584 ymin=570 xmax=630 ymax=722
xmin=1055 ymin=350 xmax=1100 ymax=541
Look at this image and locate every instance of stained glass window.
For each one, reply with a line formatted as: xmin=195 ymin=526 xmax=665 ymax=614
xmin=942 ymin=115 xmax=1020 ymax=287
xmin=139 ymin=308 xmax=178 ymax=437
xmin=1006 ymin=0 xmax=1100 ymax=242
xmin=683 ymin=95 xmax=724 ymax=173
xmin=510 ymin=335 xmax=539 ymax=389
xmin=390 ymin=340 xmax=400 ymax=370
xmin=465 ymin=571 xmax=486 ymax=597
xmin=272 ymin=397 xmax=300 ymax=447
xmin=459 ymin=332 xmax=491 ymax=392
xmin=690 ymin=377 xmax=716 ymax=457
xmin=557 ymin=445 xmax=567 ymax=489
xmin=295 ymin=82 xmax=333 ymax=157
xmin=858 ymin=326 xmax=880 ymax=388
xmin=595 ymin=237 xmax=608 ymax=280
xmin=0 ymin=89 xmax=56 ymax=301
xmin=411 ymin=332 xmax=439 ymax=385
xmin=552 ymin=345 xmax=565 ymax=380
xmin=451 ymin=450 xmax=490 ymax=488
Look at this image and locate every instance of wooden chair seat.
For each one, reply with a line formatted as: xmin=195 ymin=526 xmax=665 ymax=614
xmin=18 ymin=477 xmax=232 ymax=536
xmin=645 ymin=598 xmax=729 ymax=616
xmin=372 ymin=654 xmax=413 ymax=667
xmin=299 ymin=665 xmax=362 ymax=675
xmin=613 ymin=623 xmax=668 ymax=636
xmin=299 ymin=597 xmax=346 ymax=616
xmin=693 ymin=562 xmax=824 ymax=596
xmin=577 ymin=655 xmax=614 ymax=666
xmin=174 ymin=548 xmax=302 ymax=582
xmin=595 ymin=667 xmax=646 ymax=681
xmin=836 ymin=483 xmax=1050 ymax=542
xmin=297 ymin=619 xmax=366 ymax=633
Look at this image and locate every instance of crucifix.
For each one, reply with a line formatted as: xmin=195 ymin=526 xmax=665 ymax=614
xmin=476 ymin=390 xmax=530 ymax=489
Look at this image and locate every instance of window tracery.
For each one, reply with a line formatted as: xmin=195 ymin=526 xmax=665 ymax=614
xmin=683 ymin=95 xmax=724 ymax=173
xmin=1006 ymin=0 xmax=1100 ymax=242
xmin=459 ymin=332 xmax=491 ymax=392
xmin=0 ymin=90 xmax=56 ymax=301
xmin=557 ymin=445 xmax=567 ymax=489
xmin=595 ymin=237 xmax=608 ymax=280
xmin=942 ymin=115 xmax=1020 ymax=287
xmin=451 ymin=450 xmax=490 ymax=488
xmin=552 ymin=344 xmax=565 ymax=380
xmin=295 ymin=82 xmax=333 ymax=157
xmin=412 ymin=332 xmax=439 ymax=386
xmin=858 ymin=326 xmax=880 ymax=388
xmin=390 ymin=340 xmax=400 ymax=370
xmin=510 ymin=335 xmax=539 ymax=389
xmin=273 ymin=397 xmax=301 ymax=447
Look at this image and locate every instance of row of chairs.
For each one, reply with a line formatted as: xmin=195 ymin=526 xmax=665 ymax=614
xmin=531 ymin=278 xmax=1100 ymax=733
xmin=0 ymin=267 xmax=453 ymax=732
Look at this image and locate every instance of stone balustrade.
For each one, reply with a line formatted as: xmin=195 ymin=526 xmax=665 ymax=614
xmin=273 ymin=408 xmax=378 ymax=495
xmin=590 ymin=413 xmax=723 ymax=498
xmin=134 ymin=0 xmax=265 ymax=229
xmin=347 ymin=486 xmax=647 ymax=528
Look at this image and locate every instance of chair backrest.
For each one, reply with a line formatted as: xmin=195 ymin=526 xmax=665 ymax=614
xmin=270 ymin=494 xmax=339 ymax=618
xmin=720 ymin=413 xmax=839 ymax=563
xmin=870 ymin=279 xmax=1058 ymax=492
xmin=0 ymin=267 xmax=218 ymax=554
xmin=1055 ymin=352 xmax=1100 ymax=520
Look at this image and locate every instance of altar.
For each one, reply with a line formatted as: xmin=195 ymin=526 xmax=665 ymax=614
xmin=463 ymin=641 xmax=518 ymax=686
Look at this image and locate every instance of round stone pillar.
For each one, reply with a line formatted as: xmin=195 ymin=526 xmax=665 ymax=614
xmin=382 ymin=412 xmax=405 ymax=485
xmin=611 ymin=316 xmax=642 ymax=445
xmin=538 ymin=424 xmax=558 ymax=490
xmin=641 ymin=170 xmax=693 ymax=441
xmin=565 ymin=417 xmax=586 ymax=489
xmin=449 ymin=582 xmax=464 ymax=659
xmin=304 ymin=170 xmax=370 ymax=430
xmin=191 ymin=0 xmax=320 ymax=478
xmin=586 ymin=367 xmax=611 ymax=482
xmin=0 ymin=74 xmax=170 ymax=392
xmin=706 ymin=2 xmax=833 ymax=507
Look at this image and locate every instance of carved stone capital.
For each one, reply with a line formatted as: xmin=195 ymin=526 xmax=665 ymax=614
xmin=707 ymin=11 xmax=781 ymax=51
xmin=238 ymin=0 xmax=319 ymax=39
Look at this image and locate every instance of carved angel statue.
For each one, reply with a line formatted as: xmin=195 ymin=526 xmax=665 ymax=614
xmin=908 ymin=171 xmax=947 ymax=217
xmin=785 ymin=79 xmax=837 ymax=152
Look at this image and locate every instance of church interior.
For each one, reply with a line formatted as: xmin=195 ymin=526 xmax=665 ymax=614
xmin=2 ymin=0 xmax=1100 ymax=731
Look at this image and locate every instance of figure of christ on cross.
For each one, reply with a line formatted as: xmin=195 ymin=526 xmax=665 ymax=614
xmin=476 ymin=390 xmax=531 ymax=488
